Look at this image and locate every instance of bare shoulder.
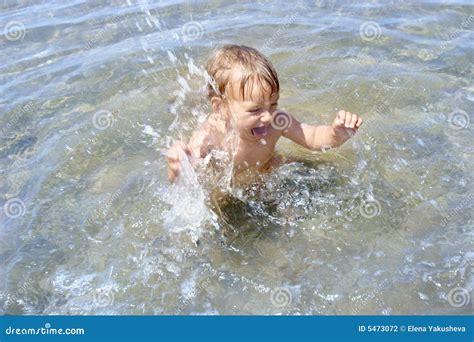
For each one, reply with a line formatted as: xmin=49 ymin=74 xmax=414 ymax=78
xmin=188 ymin=115 xmax=224 ymax=158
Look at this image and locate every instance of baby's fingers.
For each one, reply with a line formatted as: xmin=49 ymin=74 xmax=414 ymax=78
xmin=167 ymin=160 xmax=181 ymax=182
xmin=167 ymin=142 xmax=191 ymax=161
xmin=344 ymin=112 xmax=354 ymax=127
xmin=166 ymin=152 xmax=179 ymax=163
xmin=168 ymin=168 xmax=177 ymax=182
xmin=177 ymin=142 xmax=192 ymax=155
xmin=355 ymin=116 xmax=363 ymax=128
xmin=349 ymin=113 xmax=358 ymax=128
xmin=334 ymin=110 xmax=347 ymax=126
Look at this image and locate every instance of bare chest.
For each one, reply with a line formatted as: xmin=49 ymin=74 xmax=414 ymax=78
xmin=233 ymin=133 xmax=281 ymax=173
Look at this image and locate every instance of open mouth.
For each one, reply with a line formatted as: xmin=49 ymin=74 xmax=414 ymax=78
xmin=251 ymin=125 xmax=268 ymax=138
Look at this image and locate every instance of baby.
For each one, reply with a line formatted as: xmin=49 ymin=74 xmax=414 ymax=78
xmin=167 ymin=45 xmax=362 ymax=183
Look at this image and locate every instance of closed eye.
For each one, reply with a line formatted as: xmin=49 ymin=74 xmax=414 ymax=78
xmin=248 ymin=103 xmax=278 ymax=114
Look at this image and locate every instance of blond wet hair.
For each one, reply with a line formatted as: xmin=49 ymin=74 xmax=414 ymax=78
xmin=206 ymin=44 xmax=279 ymax=101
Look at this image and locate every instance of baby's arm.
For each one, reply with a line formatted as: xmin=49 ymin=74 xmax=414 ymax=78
xmin=282 ymin=110 xmax=363 ymax=151
xmin=167 ymin=141 xmax=192 ymax=182
xmin=166 ymin=123 xmax=215 ymax=182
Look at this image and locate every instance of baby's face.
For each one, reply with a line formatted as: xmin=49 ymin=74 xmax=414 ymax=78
xmin=224 ymin=85 xmax=279 ymax=142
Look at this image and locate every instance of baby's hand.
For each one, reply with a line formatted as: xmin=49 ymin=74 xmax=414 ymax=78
xmin=331 ymin=110 xmax=363 ymax=142
xmin=166 ymin=141 xmax=192 ymax=182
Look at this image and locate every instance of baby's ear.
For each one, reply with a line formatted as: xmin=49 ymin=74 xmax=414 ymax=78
xmin=210 ymin=96 xmax=222 ymax=113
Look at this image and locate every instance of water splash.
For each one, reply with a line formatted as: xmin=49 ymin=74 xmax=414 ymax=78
xmin=162 ymin=148 xmax=216 ymax=243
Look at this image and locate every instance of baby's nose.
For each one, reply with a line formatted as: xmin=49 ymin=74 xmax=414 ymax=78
xmin=261 ymin=111 xmax=272 ymax=123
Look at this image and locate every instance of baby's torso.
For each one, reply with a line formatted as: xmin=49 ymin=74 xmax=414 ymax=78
xmin=232 ymin=127 xmax=282 ymax=174
xmin=201 ymin=118 xmax=284 ymax=177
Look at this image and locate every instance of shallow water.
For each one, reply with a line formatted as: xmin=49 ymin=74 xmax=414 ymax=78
xmin=1 ymin=0 xmax=473 ymax=315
